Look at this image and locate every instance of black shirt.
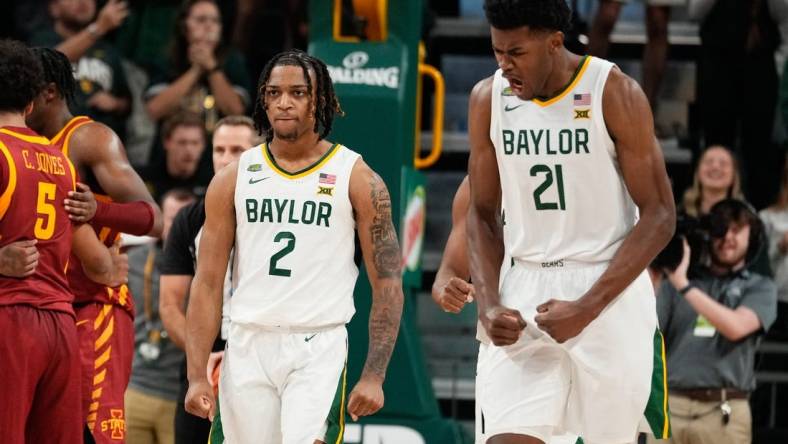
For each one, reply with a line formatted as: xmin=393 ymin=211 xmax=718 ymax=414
xmin=161 ymin=198 xmax=224 ymax=358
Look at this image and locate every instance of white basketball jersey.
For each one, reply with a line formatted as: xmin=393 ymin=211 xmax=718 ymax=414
xmin=232 ymin=143 xmax=360 ymax=328
xmin=490 ymin=56 xmax=637 ymax=263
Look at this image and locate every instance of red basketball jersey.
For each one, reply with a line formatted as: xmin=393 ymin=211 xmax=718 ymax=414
xmin=51 ymin=116 xmax=134 ymax=314
xmin=0 ymin=126 xmax=77 ymax=314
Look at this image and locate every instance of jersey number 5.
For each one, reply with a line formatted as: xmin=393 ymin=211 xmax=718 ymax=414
xmin=269 ymin=231 xmax=296 ymax=277
xmin=34 ymin=182 xmax=57 ymax=240
xmin=531 ymin=164 xmax=566 ymax=211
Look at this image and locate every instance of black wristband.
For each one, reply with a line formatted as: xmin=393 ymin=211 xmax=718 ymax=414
xmin=678 ymin=284 xmax=696 ymax=295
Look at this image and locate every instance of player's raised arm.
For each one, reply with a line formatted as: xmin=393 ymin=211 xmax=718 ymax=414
xmin=184 ymin=161 xmax=237 ymax=419
xmin=348 ymin=160 xmax=404 ymax=421
xmin=432 ymin=176 xmax=475 ymax=314
xmin=467 ymin=77 xmax=525 ymax=346
xmin=535 ymin=68 xmax=676 ymax=342
xmin=67 ymin=122 xmax=163 ymax=237
xmin=71 ymin=223 xmax=128 ymax=287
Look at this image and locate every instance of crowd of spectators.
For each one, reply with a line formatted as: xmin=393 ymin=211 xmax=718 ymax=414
xmin=4 ymin=0 xmax=788 ymax=441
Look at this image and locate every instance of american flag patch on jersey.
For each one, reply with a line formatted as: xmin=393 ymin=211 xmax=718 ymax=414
xmin=319 ymin=173 xmax=336 ymax=184
xmin=573 ymin=93 xmax=591 ymax=106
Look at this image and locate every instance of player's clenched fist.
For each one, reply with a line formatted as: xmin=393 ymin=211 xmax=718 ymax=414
xmin=0 ymin=239 xmax=39 ymax=278
xmin=438 ymin=277 xmax=474 ymax=313
xmin=347 ymin=374 xmax=385 ymax=421
xmin=535 ymin=299 xmax=595 ymax=344
xmin=185 ymin=379 xmax=216 ymax=420
xmin=482 ymin=305 xmax=526 ymax=346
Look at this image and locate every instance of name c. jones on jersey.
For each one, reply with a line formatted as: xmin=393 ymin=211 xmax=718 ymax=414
xmin=245 ymin=198 xmax=332 ymax=227
xmin=501 ymin=128 xmax=590 ymax=156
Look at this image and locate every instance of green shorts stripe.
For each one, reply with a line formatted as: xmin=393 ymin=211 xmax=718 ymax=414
xmin=323 ymin=361 xmax=348 ymax=444
xmin=643 ymin=328 xmax=671 ymax=439
xmin=208 ymin=393 xmax=224 ymax=444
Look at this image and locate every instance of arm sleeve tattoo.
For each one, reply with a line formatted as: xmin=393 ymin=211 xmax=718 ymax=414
xmin=363 ymin=173 xmax=404 ymax=379
xmin=369 ymin=174 xmax=401 ymax=279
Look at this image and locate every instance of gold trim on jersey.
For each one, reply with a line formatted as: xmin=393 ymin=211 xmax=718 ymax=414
xmin=532 ymin=55 xmax=591 ymax=108
xmin=660 ymin=331 xmax=670 ymax=438
xmin=51 ymin=116 xmax=93 ymax=157
xmin=262 ymin=143 xmax=341 ymax=180
xmin=0 ymin=128 xmax=50 ymax=145
xmin=0 ymin=140 xmax=18 ymax=220
xmin=66 ymin=156 xmax=77 ymax=191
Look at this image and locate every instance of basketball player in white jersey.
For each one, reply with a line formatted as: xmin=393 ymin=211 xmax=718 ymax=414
xmin=433 ymin=177 xmax=582 ymax=444
xmin=467 ymin=1 xmax=676 ymax=443
xmin=183 ymin=50 xmax=404 ymax=444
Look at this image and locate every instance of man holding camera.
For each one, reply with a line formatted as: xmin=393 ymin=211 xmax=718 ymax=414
xmin=653 ymin=199 xmax=777 ymax=444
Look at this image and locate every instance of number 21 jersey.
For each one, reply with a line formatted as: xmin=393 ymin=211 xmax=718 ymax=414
xmin=490 ymin=56 xmax=638 ymax=263
xmin=233 ymin=143 xmax=360 ymax=328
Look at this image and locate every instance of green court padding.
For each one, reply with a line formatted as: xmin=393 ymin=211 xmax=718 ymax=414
xmin=309 ymin=0 xmax=468 ymax=442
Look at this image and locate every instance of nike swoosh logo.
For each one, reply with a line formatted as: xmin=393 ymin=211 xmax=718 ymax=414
xmin=249 ymin=177 xmax=269 ymax=184
xmin=304 ymin=334 xmax=318 ymax=342
xmin=504 ymin=104 xmax=524 ymax=112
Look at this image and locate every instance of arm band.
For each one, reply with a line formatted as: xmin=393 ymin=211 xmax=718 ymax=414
xmin=93 ymin=200 xmax=155 ymax=236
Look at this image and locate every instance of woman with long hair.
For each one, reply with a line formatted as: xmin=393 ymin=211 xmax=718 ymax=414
xmin=681 ymin=145 xmax=744 ymax=217
xmin=145 ymin=0 xmax=249 ymax=131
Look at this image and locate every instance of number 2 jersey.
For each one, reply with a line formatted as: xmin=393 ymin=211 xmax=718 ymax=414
xmin=490 ymin=56 xmax=638 ymax=263
xmin=51 ymin=116 xmax=134 ymax=314
xmin=232 ymin=143 xmax=360 ymax=329
xmin=0 ymin=126 xmax=77 ymax=314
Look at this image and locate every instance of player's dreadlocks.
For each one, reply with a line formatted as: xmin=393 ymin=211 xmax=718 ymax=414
xmin=252 ymin=50 xmax=343 ymax=142
xmin=31 ymin=47 xmax=77 ymax=108
xmin=0 ymin=39 xmax=45 ymax=113
xmin=483 ymin=0 xmax=571 ymax=34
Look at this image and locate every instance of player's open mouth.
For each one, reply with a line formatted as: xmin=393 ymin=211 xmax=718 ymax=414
xmin=507 ymin=77 xmax=524 ymax=94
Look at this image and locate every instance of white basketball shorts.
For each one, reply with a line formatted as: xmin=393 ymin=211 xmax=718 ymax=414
xmin=476 ymin=261 xmax=661 ymax=444
xmin=218 ymin=323 xmax=348 ymax=444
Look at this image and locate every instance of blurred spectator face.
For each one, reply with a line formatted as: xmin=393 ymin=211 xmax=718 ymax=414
xmin=51 ymin=0 xmax=96 ymax=29
xmin=161 ymin=193 xmax=195 ymax=243
xmin=212 ymin=124 xmax=255 ymax=173
xmin=711 ymin=221 xmax=750 ymax=269
xmin=698 ymin=146 xmax=735 ymax=193
xmin=264 ymin=65 xmax=317 ymax=142
xmin=185 ymin=1 xmax=221 ymax=45
xmin=163 ymin=124 xmax=205 ymax=179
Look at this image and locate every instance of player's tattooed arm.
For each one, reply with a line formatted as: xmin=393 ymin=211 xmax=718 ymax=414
xmin=362 ymin=171 xmax=403 ymax=377
xmin=366 ymin=284 xmax=402 ymax=377
xmin=348 ymin=162 xmax=403 ymax=420
xmin=368 ymin=174 xmax=400 ymax=280
xmin=350 ymin=162 xmax=404 ymax=380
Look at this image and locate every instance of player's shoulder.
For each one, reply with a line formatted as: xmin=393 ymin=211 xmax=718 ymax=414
xmin=348 ymin=156 xmax=390 ymax=204
xmin=602 ymin=64 xmax=644 ymax=103
xmin=68 ymin=120 xmax=122 ymax=157
xmin=70 ymin=120 xmax=118 ymax=141
xmin=470 ymin=75 xmax=494 ymax=101
xmin=327 ymin=142 xmax=363 ymax=169
xmin=348 ymin=155 xmax=373 ymax=181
